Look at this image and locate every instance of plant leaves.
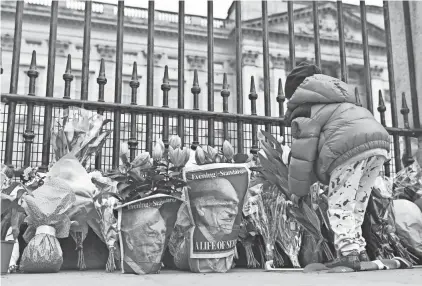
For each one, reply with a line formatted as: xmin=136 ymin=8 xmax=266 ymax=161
xmin=93 ymin=191 xmax=123 ymax=203
xmin=101 ymin=119 xmax=112 ymax=129
xmin=258 ymin=153 xmax=279 ymax=174
xmin=261 ymin=129 xmax=284 ymax=155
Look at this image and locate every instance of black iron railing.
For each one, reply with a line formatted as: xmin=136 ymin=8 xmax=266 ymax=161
xmin=1 ymin=0 xmax=421 ymax=178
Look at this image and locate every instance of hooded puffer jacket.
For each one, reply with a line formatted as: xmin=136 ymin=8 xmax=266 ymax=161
xmin=287 ymin=74 xmax=390 ymax=197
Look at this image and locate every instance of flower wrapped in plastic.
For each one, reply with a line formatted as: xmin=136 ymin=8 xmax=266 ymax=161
xmin=47 ymin=153 xmax=102 ymax=271
xmin=90 ymin=171 xmax=120 ymax=272
xmin=1 ymin=164 xmax=28 ymax=244
xmin=105 ymin=136 xmax=188 ymax=274
xmin=275 ymin=193 xmax=302 ymax=268
xmin=50 ymin=107 xmax=112 ymax=270
xmin=250 ymin=130 xmax=334 ymax=267
xmin=362 ymin=175 xmax=416 ymax=263
xmin=237 ymin=218 xmax=260 ymax=268
xmin=51 ymin=107 xmax=112 ymax=166
xmin=393 ymin=161 xmax=422 ymax=202
xmin=19 ymin=177 xmax=76 ymax=273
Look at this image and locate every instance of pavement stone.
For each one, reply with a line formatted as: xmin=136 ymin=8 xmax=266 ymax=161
xmin=2 ymin=268 xmax=422 ymax=286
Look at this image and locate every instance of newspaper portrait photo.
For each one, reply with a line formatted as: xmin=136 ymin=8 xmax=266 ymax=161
xmin=116 ymin=194 xmax=183 ymax=274
xmin=185 ymin=164 xmax=250 ymax=259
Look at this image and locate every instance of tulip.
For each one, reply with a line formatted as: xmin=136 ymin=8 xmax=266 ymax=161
xmin=257 ymin=131 xmax=265 ymax=142
xmin=152 ymin=142 xmax=164 ymax=161
xmin=258 ymin=149 xmax=267 ymax=159
xmin=182 ymin=148 xmax=190 ymax=166
xmin=157 ymin=139 xmax=165 ymax=151
xmin=206 ymin=146 xmax=219 ymax=162
xmin=131 ymin=152 xmax=151 ymax=167
xmin=169 ymin=147 xmax=185 ymax=167
xmin=195 ymin=146 xmax=206 ymax=165
xmin=215 ymin=155 xmax=222 ymax=163
xmin=222 ymin=140 xmax=234 ymax=161
xmin=120 ymin=142 xmax=130 ymax=164
xmin=169 ymin=135 xmax=182 ymax=150
xmin=120 ymin=141 xmax=129 ymax=156
xmin=64 ymin=122 xmax=75 ymax=143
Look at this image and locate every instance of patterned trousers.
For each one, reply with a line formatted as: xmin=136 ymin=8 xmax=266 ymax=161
xmin=327 ymin=155 xmax=385 ymax=256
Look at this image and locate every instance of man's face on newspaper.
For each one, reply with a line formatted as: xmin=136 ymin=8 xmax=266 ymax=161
xmin=123 ymin=207 xmax=166 ymax=262
xmin=195 ymin=197 xmax=238 ymax=235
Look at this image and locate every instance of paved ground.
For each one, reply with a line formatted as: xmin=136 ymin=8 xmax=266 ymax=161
xmin=2 ymin=268 xmax=422 ymax=286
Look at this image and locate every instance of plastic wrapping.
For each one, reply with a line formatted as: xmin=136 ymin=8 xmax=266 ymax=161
xmin=393 ymin=199 xmax=422 ymax=259
xmin=91 ymin=171 xmax=120 ymax=272
xmin=20 ymin=177 xmax=76 ymax=273
xmin=393 ymin=162 xmax=422 ymax=201
xmin=47 ymin=153 xmax=100 ymax=270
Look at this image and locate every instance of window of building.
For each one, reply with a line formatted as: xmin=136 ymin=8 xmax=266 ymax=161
xmin=122 ymin=78 xmax=132 ymax=104
xmin=71 ymin=71 xmax=95 ymax=100
xmin=384 ymin=89 xmax=390 ymax=102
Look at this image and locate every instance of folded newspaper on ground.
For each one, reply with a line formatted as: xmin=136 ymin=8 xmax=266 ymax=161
xmin=169 ymin=163 xmax=250 ymax=273
xmin=116 ymin=194 xmax=183 ymax=274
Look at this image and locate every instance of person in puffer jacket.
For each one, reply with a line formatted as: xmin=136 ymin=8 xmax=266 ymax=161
xmin=284 ymin=62 xmax=390 ymax=270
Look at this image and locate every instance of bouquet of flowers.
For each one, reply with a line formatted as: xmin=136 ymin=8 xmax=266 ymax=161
xmin=237 ymin=218 xmax=260 ymax=268
xmin=104 ymin=135 xmax=188 ymax=274
xmin=105 ymin=136 xmax=189 ymax=202
xmin=1 ymin=164 xmax=28 ymax=242
xmin=243 ymin=181 xmax=285 ymax=268
xmin=250 ymin=130 xmax=334 ymax=266
xmin=48 ymin=107 xmax=112 ymax=270
xmin=393 ymin=161 xmax=422 ymax=202
xmin=51 ymin=107 xmax=112 ymax=166
xmin=20 ymin=177 xmax=76 ymax=273
xmin=362 ymin=175 xmax=417 ymax=263
xmin=89 ymin=171 xmax=123 ymax=272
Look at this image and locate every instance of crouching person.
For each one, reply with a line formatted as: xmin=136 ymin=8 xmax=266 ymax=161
xmin=284 ymin=62 xmax=390 ymax=270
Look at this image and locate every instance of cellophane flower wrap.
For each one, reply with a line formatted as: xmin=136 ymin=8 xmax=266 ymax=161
xmin=393 ymin=161 xmax=422 ymax=201
xmin=250 ymin=130 xmax=334 ymax=267
xmin=47 ymin=153 xmax=101 ymax=270
xmin=20 ymin=176 xmax=76 ymax=273
xmin=90 ymin=171 xmax=120 ymax=272
xmin=1 ymin=164 xmax=28 ymax=242
xmin=244 ymin=178 xmax=302 ymax=268
xmin=50 ymin=107 xmax=112 ymax=270
xmin=237 ymin=218 xmax=260 ymax=268
xmin=362 ymin=175 xmax=417 ymax=263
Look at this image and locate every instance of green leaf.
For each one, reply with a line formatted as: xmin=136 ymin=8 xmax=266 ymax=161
xmin=101 ymin=119 xmax=112 ymax=129
xmin=260 ymin=140 xmax=283 ymax=162
xmin=93 ymin=191 xmax=123 ymax=203
xmin=127 ymin=168 xmax=146 ymax=182
xmin=261 ymin=129 xmax=284 ymax=154
xmin=258 ymin=153 xmax=280 ymax=175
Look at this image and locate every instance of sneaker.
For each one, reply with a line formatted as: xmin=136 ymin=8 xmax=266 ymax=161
xmin=325 ymin=251 xmax=361 ymax=271
xmin=359 ymin=250 xmax=370 ymax=262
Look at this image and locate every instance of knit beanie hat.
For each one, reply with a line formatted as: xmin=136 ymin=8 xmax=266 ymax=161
xmin=284 ymin=62 xmax=322 ymax=99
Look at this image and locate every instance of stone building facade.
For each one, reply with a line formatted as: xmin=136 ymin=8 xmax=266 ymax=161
xmin=1 ymin=0 xmax=392 ymax=121
xmin=3 ymin=0 xmax=410 ymax=169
